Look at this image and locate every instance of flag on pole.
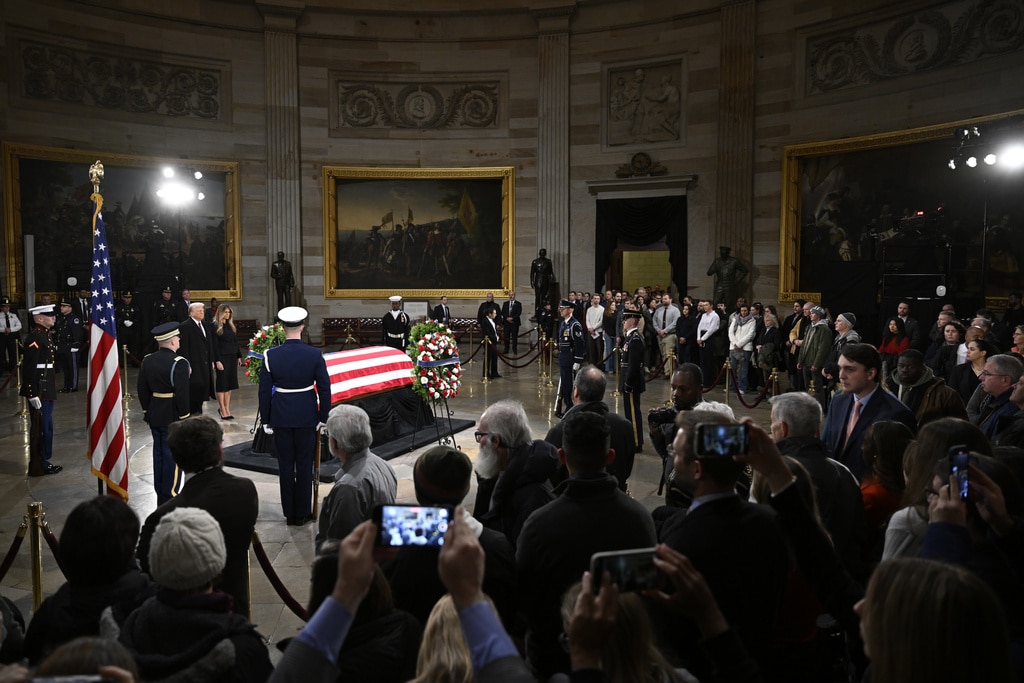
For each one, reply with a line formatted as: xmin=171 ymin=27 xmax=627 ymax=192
xmin=407 ymin=206 xmax=414 ymax=224
xmin=88 ymin=191 xmax=129 ymax=500
xmin=457 ymin=188 xmax=478 ymax=237
xmin=381 ymin=210 xmax=393 ymax=226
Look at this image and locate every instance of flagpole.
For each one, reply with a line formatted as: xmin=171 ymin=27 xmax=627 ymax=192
xmin=91 ymin=161 xmax=105 ymax=497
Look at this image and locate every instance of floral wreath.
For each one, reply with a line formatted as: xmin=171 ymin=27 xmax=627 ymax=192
xmin=407 ymin=321 xmax=462 ymax=402
xmin=244 ymin=323 xmax=287 ymax=384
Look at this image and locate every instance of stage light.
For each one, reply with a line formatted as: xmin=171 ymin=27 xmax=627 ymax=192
xmin=197 ymin=191 xmax=206 ymax=201
xmin=194 ymin=171 xmax=203 ymax=180
xmin=162 ymin=167 xmax=175 ymax=178
xmin=948 ymin=159 xmax=956 ymax=169
xmin=156 ymin=183 xmax=195 ymax=205
xmin=966 ymin=156 xmax=977 ymax=167
xmin=984 ymin=154 xmax=997 ymax=165
xmin=999 ymin=144 xmax=1024 ymax=170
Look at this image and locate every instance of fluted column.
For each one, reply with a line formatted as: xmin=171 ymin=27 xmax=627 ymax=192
xmin=260 ymin=2 xmax=304 ymax=310
xmin=715 ymin=0 xmax=756 ymax=261
xmin=534 ymin=5 xmax=575 ymax=289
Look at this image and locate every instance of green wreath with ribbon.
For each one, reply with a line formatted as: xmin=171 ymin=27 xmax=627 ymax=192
xmin=244 ymin=323 xmax=287 ymax=384
xmin=407 ymin=321 xmax=462 ymax=402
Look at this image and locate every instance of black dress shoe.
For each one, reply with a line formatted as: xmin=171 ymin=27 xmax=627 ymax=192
xmin=59 ymin=388 xmax=71 ymax=394
xmin=286 ymin=517 xmax=297 ymax=526
xmin=299 ymin=514 xmax=315 ymax=525
xmin=31 ymin=463 xmax=63 ymax=477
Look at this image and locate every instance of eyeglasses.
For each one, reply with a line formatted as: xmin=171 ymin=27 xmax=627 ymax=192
xmin=979 ymin=370 xmax=1008 ymax=379
xmin=473 ymin=431 xmax=490 ymax=442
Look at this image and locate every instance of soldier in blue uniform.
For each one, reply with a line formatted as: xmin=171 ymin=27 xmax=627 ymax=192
xmin=382 ymin=295 xmax=410 ymax=351
xmin=137 ymin=322 xmax=192 ymax=503
xmin=53 ymin=300 xmax=84 ymax=393
xmin=22 ymin=305 xmax=61 ymax=476
xmin=259 ymin=306 xmax=332 ymax=526
xmin=620 ymin=308 xmax=647 ymax=451
xmin=115 ymin=291 xmax=140 ymax=365
xmin=556 ymin=298 xmax=585 ymax=417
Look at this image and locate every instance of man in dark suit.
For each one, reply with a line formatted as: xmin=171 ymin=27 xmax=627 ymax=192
xmin=137 ymin=322 xmax=192 ymax=503
xmin=136 ymin=415 xmax=258 ymax=617
xmin=824 ymin=343 xmax=916 ymax=481
xmin=432 ymin=295 xmax=452 ymax=327
xmin=545 ymin=365 xmax=637 ymax=491
xmin=501 ymin=291 xmax=522 ymax=354
xmin=259 ymin=306 xmax=332 ymax=525
xmin=658 ymin=410 xmax=789 ymax=677
xmin=175 ymin=288 xmax=193 ymax=322
xmin=177 ymin=302 xmax=215 ymax=415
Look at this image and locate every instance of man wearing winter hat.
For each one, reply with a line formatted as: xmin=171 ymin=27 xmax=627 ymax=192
xmin=822 ymin=312 xmax=862 ymax=403
xmin=117 ymin=507 xmax=272 ymax=682
xmin=380 ymin=446 xmax=516 ymax=627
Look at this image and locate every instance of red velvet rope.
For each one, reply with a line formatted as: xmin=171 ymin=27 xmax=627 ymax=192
xmin=0 ymin=521 xmax=27 ymax=584
xmin=251 ymin=531 xmax=309 ymax=621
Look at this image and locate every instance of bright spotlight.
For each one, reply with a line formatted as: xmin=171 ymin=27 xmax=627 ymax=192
xmin=999 ymin=144 xmax=1024 ymax=170
xmin=194 ymin=171 xmax=203 ymax=180
xmin=197 ymin=191 xmax=206 ymax=201
xmin=984 ymin=154 xmax=997 ymax=165
xmin=966 ymin=156 xmax=977 ymax=167
xmin=948 ymin=159 xmax=956 ymax=170
xmin=162 ymin=167 xmax=175 ymax=178
xmin=156 ymin=183 xmax=195 ymax=205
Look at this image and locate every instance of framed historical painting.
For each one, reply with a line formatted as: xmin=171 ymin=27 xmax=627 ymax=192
xmin=2 ymin=142 xmax=241 ymax=303
xmin=322 ymin=166 xmax=514 ymax=299
xmin=778 ymin=110 xmax=1024 ymax=308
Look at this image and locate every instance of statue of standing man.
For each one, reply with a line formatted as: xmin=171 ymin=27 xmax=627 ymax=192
xmin=271 ymin=251 xmax=295 ymax=310
xmin=706 ymin=246 xmax=749 ymax=307
xmin=529 ymin=248 xmax=554 ymax=322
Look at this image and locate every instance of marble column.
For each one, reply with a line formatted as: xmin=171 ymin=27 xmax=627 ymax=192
xmin=715 ymin=0 xmax=756 ymax=265
xmin=534 ymin=5 xmax=575 ymax=291
xmin=260 ymin=2 xmax=304 ymax=311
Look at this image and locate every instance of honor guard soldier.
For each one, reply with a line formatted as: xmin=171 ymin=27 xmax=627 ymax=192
xmin=23 ymin=304 xmax=61 ymax=475
xmin=138 ymin=322 xmax=192 ymax=503
xmin=115 ymin=291 xmax=140 ymax=365
xmin=258 ymin=307 xmax=332 ymax=526
xmin=0 ymin=297 xmax=22 ymax=374
xmin=555 ymin=299 xmax=586 ymax=417
xmin=382 ymin=295 xmax=410 ymax=351
xmin=620 ymin=308 xmax=647 ymax=451
xmin=152 ymin=286 xmax=177 ymax=327
xmin=53 ymin=300 xmax=84 ymax=393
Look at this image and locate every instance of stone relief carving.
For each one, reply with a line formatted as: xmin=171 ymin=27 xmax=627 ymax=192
xmin=336 ymin=81 xmax=499 ymax=130
xmin=604 ymin=59 xmax=683 ymax=148
xmin=615 ymin=152 xmax=668 ymax=178
xmin=807 ymin=0 xmax=1024 ymax=94
xmin=16 ymin=37 xmax=223 ymax=119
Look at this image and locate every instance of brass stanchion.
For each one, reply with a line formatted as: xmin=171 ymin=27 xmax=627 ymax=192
xmin=545 ymin=337 xmax=555 ymax=388
xmin=481 ymin=339 xmax=490 ymax=384
xmin=770 ymin=368 xmax=780 ymax=397
xmin=16 ymin=338 xmax=28 ymax=417
xmin=121 ymin=344 xmax=133 ymax=401
xmin=28 ymin=501 xmax=44 ymax=611
xmin=611 ymin=340 xmax=622 ymax=397
xmin=466 ymin=328 xmax=476 ymax=365
xmin=664 ymin=348 xmax=677 ymax=407
xmin=538 ymin=332 xmax=548 ymax=378
xmin=808 ymin=377 xmax=818 ymax=401
xmin=723 ymin=358 xmax=732 ymax=407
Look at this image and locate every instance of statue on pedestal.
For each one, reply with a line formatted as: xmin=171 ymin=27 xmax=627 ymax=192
xmin=706 ymin=246 xmax=749 ymax=307
xmin=271 ymin=252 xmax=295 ymax=310
xmin=529 ymin=248 xmax=554 ymax=321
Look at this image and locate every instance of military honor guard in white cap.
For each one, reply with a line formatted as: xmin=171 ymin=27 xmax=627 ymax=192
xmin=258 ymin=307 xmax=332 ymax=525
xmin=53 ymin=299 xmax=84 ymax=393
xmin=555 ymin=298 xmax=586 ymax=416
xmin=382 ymin=295 xmax=410 ymax=351
xmin=620 ymin=308 xmax=647 ymax=451
xmin=23 ymin=304 xmax=61 ymax=476
xmin=138 ymin=322 xmax=192 ymax=503
xmin=0 ymin=296 xmax=22 ymax=374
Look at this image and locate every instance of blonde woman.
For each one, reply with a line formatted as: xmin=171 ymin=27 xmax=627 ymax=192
xmin=410 ymin=595 xmax=475 ymax=683
xmin=214 ymin=304 xmax=242 ymax=419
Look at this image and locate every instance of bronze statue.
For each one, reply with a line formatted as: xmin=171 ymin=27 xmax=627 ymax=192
xmin=271 ymin=252 xmax=295 ymax=309
xmin=529 ymin=248 xmax=555 ymax=321
xmin=706 ymin=246 xmax=749 ymax=306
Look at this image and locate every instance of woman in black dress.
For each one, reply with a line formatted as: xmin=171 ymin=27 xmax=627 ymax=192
xmin=214 ymin=304 xmax=243 ymax=419
xmin=946 ymin=339 xmax=999 ymax=406
xmin=675 ymin=301 xmax=699 ymax=365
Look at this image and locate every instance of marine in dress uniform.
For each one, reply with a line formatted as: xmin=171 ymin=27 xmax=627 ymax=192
xmin=258 ymin=307 xmax=332 ymax=525
xmin=556 ymin=299 xmax=586 ymax=416
xmin=22 ymin=305 xmax=61 ymax=476
xmin=115 ymin=291 xmax=140 ymax=365
xmin=620 ymin=308 xmax=647 ymax=450
xmin=382 ymin=295 xmax=411 ymax=351
xmin=53 ymin=300 xmax=84 ymax=393
xmin=152 ymin=287 xmax=177 ymax=327
xmin=0 ymin=297 xmax=22 ymax=373
xmin=137 ymin=322 xmax=192 ymax=503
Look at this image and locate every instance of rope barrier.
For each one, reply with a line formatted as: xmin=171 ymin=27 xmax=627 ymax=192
xmin=251 ymin=531 xmax=309 ymax=621
xmin=643 ymin=356 xmax=671 ymax=382
xmin=700 ymin=364 xmax=728 ymax=393
xmin=494 ymin=336 xmax=542 ymax=362
xmin=0 ymin=519 xmax=27 ymax=584
xmin=41 ymin=521 xmax=66 ymax=579
xmin=723 ymin=366 xmax=773 ymax=408
xmin=0 ymin=364 xmax=17 ymax=392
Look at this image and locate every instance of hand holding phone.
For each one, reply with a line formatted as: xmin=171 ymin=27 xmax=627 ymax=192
xmin=373 ymin=504 xmax=452 ymax=548
xmin=948 ymin=445 xmax=970 ymax=501
xmin=694 ymin=423 xmax=749 ymax=457
xmin=590 ymin=547 xmax=663 ymax=594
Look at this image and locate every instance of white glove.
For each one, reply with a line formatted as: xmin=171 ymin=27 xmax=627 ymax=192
xmin=71 ymin=348 xmax=79 ymax=353
xmin=263 ymin=425 xmax=274 ymax=435
xmin=125 ymin=320 xmax=133 ymax=327
xmin=572 ymin=363 xmax=581 ymax=372
xmin=29 ymin=397 xmax=41 ymax=410
xmin=316 ymin=421 xmax=327 ymax=433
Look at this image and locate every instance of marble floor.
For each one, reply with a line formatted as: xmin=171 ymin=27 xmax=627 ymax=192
xmin=0 ymin=353 xmax=771 ymax=653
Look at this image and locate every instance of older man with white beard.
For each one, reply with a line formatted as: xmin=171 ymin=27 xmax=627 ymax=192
xmin=472 ymin=399 xmax=559 ymax=548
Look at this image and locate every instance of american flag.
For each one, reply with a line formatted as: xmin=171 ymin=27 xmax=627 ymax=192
xmin=324 ymin=346 xmax=414 ymax=404
xmin=87 ymin=195 xmax=129 ymax=499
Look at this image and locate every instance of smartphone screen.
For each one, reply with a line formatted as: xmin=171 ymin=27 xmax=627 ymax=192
xmin=373 ymin=504 xmax=452 ymax=547
xmin=694 ymin=423 xmax=749 ymax=457
xmin=948 ymin=446 xmax=970 ymax=501
xmin=590 ymin=547 xmax=662 ymax=594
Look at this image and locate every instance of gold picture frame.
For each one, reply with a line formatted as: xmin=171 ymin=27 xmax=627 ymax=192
xmin=322 ymin=165 xmax=514 ymax=299
xmin=3 ymin=142 xmax=241 ymax=303
xmin=778 ymin=109 xmax=1024 ymax=306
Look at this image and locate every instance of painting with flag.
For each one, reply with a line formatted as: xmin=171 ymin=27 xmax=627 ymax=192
xmin=86 ymin=161 xmax=129 ymax=499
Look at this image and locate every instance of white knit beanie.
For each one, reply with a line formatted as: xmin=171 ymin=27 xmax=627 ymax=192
xmin=148 ymin=507 xmax=226 ymax=591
